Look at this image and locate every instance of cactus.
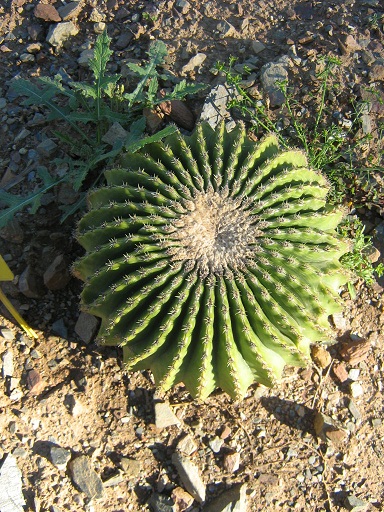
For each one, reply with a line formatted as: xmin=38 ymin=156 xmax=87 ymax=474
xmin=74 ymin=122 xmax=349 ymax=400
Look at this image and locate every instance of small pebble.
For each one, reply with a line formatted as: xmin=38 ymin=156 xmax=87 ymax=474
xmin=350 ymin=382 xmax=364 ymax=398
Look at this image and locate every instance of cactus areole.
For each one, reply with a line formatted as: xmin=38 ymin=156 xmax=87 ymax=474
xmin=74 ymin=122 xmax=349 ymax=400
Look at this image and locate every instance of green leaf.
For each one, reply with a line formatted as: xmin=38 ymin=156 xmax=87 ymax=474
xmin=125 ymin=125 xmax=177 ymax=153
xmin=158 ymin=80 xmax=208 ymax=102
xmin=89 ymin=30 xmax=113 ymax=81
xmin=0 ymin=168 xmax=65 ymax=227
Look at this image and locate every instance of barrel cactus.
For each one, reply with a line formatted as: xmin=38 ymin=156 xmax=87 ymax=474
xmin=74 ymin=122 xmax=349 ymax=400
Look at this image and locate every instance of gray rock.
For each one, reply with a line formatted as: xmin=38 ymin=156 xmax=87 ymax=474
xmin=155 ymin=402 xmax=181 ymax=429
xmin=102 ymin=122 xmax=128 ymax=145
xmin=0 ymin=329 xmax=16 ymax=341
xmin=369 ymin=60 xmax=384 ymax=82
xmin=0 ymin=454 xmax=25 ymax=512
xmin=103 ymin=471 xmax=125 ymax=487
xmin=19 ymin=265 xmax=42 ymax=298
xmin=69 ymin=455 xmax=104 ymax=499
xmin=199 ymin=83 xmax=238 ymax=129
xmin=251 ymin=40 xmax=266 ymax=54
xmin=148 ymin=493 xmax=175 ymax=512
xmin=177 ymin=434 xmax=197 ymax=456
xmin=203 ymin=483 xmax=247 ymax=512
xmin=50 ymin=446 xmax=71 ymax=470
xmin=260 ymin=61 xmax=289 ymax=107
xmin=46 ymin=22 xmax=79 ymax=47
xmin=115 ymin=32 xmax=134 ymax=50
xmin=347 ymin=400 xmax=361 ymax=421
xmin=176 ymin=0 xmax=190 ymax=14
xmin=57 ymin=1 xmax=83 ymax=21
xmin=171 ymin=452 xmax=205 ymax=503
xmin=209 ymin=436 xmax=224 ymax=453
xmin=14 ymin=128 xmax=31 ymax=143
xmin=78 ymin=49 xmax=94 ymax=68
xmin=51 ymin=319 xmax=68 ymax=338
xmin=44 ymin=255 xmax=70 ymax=290
xmin=181 ymin=53 xmax=207 ymax=75
xmin=19 ymin=53 xmax=35 ymax=64
xmin=36 ymin=138 xmax=57 ymax=158
xmin=2 ymin=349 xmax=14 ymax=378
xmin=75 ymin=312 xmax=99 ymax=344
xmin=344 ymin=494 xmax=369 ymax=511
xmin=0 ymin=98 xmax=7 ymax=109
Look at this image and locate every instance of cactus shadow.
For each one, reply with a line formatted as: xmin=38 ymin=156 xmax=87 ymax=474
xmin=260 ymin=396 xmax=315 ymax=434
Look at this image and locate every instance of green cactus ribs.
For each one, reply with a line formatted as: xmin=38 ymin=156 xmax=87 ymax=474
xmin=74 ymin=122 xmax=350 ymax=400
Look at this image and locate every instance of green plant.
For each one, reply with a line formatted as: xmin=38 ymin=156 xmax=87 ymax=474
xmin=215 ymin=55 xmax=377 ymax=206
xmin=0 ymin=31 xmax=206 ymax=227
xmin=339 ymin=216 xmax=384 ymax=288
xmin=73 ymin=122 xmax=349 ymax=400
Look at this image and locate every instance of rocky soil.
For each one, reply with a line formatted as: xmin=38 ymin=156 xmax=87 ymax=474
xmin=0 ymin=0 xmax=384 ymax=511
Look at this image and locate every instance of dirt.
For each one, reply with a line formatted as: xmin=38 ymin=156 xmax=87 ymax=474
xmin=0 ymin=0 xmax=384 ymax=511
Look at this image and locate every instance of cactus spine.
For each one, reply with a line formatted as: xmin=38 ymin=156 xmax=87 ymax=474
xmin=74 ymin=122 xmax=349 ymax=400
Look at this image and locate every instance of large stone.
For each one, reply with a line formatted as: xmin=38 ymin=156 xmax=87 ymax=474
xmin=260 ymin=60 xmax=289 ymax=107
xmin=69 ymin=455 xmax=104 ymax=499
xmin=19 ymin=265 xmax=42 ymax=298
xmin=199 ymin=83 xmax=238 ymax=129
xmin=2 ymin=349 xmax=14 ymax=378
xmin=181 ymin=53 xmax=207 ymax=75
xmin=0 ymin=454 xmax=25 ymax=512
xmin=46 ymin=22 xmax=79 ymax=47
xmin=57 ymin=1 xmax=83 ymax=21
xmin=171 ymin=452 xmax=205 ymax=503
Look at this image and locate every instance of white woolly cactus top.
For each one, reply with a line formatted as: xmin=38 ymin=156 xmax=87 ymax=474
xmin=74 ymin=122 xmax=349 ymax=400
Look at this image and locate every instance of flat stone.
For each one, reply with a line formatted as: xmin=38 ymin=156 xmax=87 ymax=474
xmin=50 ymin=446 xmax=71 ymax=470
xmin=26 ymin=369 xmax=46 ymax=395
xmin=103 ymin=471 xmax=125 ymax=487
xmin=0 ymin=454 xmax=25 ymax=512
xmin=57 ymin=1 xmax=83 ymax=21
xmin=78 ymin=49 xmax=94 ymax=67
xmin=51 ymin=319 xmax=68 ymax=338
xmin=155 ymin=402 xmax=181 ymax=429
xmin=339 ymin=339 xmax=371 ymax=365
xmin=175 ymin=0 xmax=190 ymax=14
xmin=203 ymin=483 xmax=247 ymax=512
xmin=347 ymin=400 xmax=362 ymax=421
xmin=69 ymin=456 xmax=104 ymax=499
xmin=2 ymin=349 xmax=14 ymax=378
xmin=46 ymin=22 xmax=79 ymax=47
xmin=75 ymin=312 xmax=99 ymax=344
xmin=350 ymin=382 xmax=364 ymax=398
xmin=171 ymin=452 xmax=206 ymax=503
xmin=181 ymin=53 xmax=207 ymax=74
xmin=344 ymin=494 xmax=369 ymax=511
xmin=332 ymin=312 xmax=348 ymax=331
xmin=0 ymin=328 xmax=16 ymax=341
xmin=177 ymin=434 xmax=198 ymax=456
xmin=34 ymin=3 xmax=61 ymax=22
xmin=223 ymin=452 xmax=240 ymax=473
xmin=260 ymin=60 xmax=289 ymax=107
xmin=369 ymin=61 xmax=384 ymax=82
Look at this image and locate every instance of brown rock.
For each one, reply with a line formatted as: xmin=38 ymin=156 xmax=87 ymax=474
xmin=311 ymin=345 xmax=332 ymax=368
xmin=159 ymin=100 xmax=195 ymax=131
xmin=332 ymin=361 xmax=349 ymax=383
xmin=223 ymin=451 xmax=240 ymax=473
xmin=27 ymin=369 xmax=46 ymax=395
xmin=220 ymin=425 xmax=232 ymax=440
xmin=171 ymin=487 xmax=194 ymax=511
xmin=44 ymin=255 xmax=70 ymax=290
xmin=34 ymin=3 xmax=61 ymax=22
xmin=370 ymin=62 xmax=384 ymax=82
xmin=339 ymin=339 xmax=371 ymax=365
xmin=325 ymin=428 xmax=348 ymax=446
xmin=143 ymin=107 xmax=164 ymax=134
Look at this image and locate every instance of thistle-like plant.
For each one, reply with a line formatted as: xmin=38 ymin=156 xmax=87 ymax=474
xmin=74 ymin=122 xmax=349 ymax=400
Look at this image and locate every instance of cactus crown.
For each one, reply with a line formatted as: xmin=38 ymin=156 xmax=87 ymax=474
xmin=74 ymin=122 xmax=349 ymax=400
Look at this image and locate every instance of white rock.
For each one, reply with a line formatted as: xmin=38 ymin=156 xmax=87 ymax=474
xmin=46 ymin=22 xmax=79 ymax=47
xmin=181 ymin=53 xmax=206 ymax=75
xmin=199 ymin=83 xmax=239 ymax=129
xmin=2 ymin=350 xmax=14 ymax=378
xmin=350 ymin=382 xmax=364 ymax=398
xmin=0 ymin=454 xmax=25 ymax=512
xmin=154 ymin=402 xmax=181 ymax=429
xmin=348 ymin=368 xmax=360 ymax=381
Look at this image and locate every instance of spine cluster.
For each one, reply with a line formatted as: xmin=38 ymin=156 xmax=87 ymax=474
xmin=74 ymin=122 xmax=349 ymax=400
